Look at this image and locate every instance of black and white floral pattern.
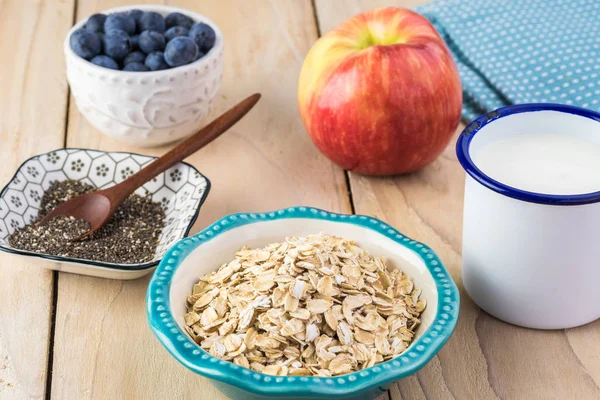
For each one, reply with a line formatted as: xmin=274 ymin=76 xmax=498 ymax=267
xmin=170 ymin=169 xmax=182 ymax=182
xmin=29 ymin=189 xmax=40 ymax=202
xmin=121 ymin=166 xmax=133 ymax=180
xmin=71 ymin=159 xmax=85 ymax=172
xmin=46 ymin=152 xmax=61 ymax=164
xmin=96 ymin=164 xmax=109 ymax=177
xmin=10 ymin=195 xmax=22 ymax=208
xmin=26 ymin=166 xmax=39 ymax=178
xmin=0 ymin=149 xmax=209 ymax=264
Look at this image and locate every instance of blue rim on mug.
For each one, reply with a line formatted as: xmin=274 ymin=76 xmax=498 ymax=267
xmin=456 ymin=103 xmax=600 ymax=206
xmin=146 ymin=207 xmax=460 ymax=398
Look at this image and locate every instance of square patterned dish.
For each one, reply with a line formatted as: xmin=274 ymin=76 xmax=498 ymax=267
xmin=147 ymin=207 xmax=460 ymax=400
xmin=0 ymin=148 xmax=210 ymax=280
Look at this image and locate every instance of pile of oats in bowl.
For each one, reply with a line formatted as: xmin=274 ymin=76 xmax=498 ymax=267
xmin=184 ymin=233 xmax=426 ymax=377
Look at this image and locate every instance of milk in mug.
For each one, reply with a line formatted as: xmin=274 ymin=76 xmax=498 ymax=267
xmin=472 ymin=133 xmax=600 ymax=195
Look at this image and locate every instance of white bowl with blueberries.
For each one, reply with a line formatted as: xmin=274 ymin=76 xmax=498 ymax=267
xmin=65 ymin=6 xmax=224 ymax=147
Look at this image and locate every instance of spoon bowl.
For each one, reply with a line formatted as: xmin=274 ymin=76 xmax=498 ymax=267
xmin=36 ymin=191 xmax=112 ymax=240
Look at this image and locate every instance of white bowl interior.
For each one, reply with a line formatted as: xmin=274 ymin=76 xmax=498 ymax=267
xmin=170 ymin=218 xmax=438 ymax=347
xmin=0 ymin=149 xmax=208 ymax=266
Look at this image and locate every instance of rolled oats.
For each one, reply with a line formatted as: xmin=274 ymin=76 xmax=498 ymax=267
xmin=184 ymin=233 xmax=425 ymax=376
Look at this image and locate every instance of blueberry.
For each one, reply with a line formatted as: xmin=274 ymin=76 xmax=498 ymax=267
xmin=165 ymin=12 xmax=194 ymax=29
xmin=130 ymin=34 xmax=139 ymax=50
xmin=104 ymin=13 xmax=136 ymax=35
xmin=138 ymin=30 xmax=165 ymax=53
xmin=123 ymin=62 xmax=149 ymax=72
xmin=103 ymin=29 xmax=131 ymax=61
xmin=194 ymin=49 xmax=205 ymax=61
xmin=127 ymin=9 xmax=143 ymax=23
xmin=123 ymin=51 xmax=146 ymax=65
xmin=97 ymin=32 xmax=104 ymax=51
xmin=165 ymin=26 xmax=189 ymax=42
xmin=164 ymin=37 xmax=198 ymax=67
xmin=90 ymin=55 xmax=119 ymax=70
xmin=145 ymin=51 xmax=169 ymax=71
xmin=189 ymin=23 xmax=216 ymax=52
xmin=138 ymin=12 xmax=166 ymax=33
xmin=70 ymin=29 xmax=101 ymax=60
xmin=85 ymin=13 xmax=106 ymax=33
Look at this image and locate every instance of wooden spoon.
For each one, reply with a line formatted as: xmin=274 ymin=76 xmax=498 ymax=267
xmin=36 ymin=93 xmax=261 ymax=240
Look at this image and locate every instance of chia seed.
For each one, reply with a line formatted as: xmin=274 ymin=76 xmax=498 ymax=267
xmin=8 ymin=180 xmax=165 ymax=264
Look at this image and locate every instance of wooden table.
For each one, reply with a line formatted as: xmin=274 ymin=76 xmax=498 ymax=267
xmin=1 ymin=1 xmax=599 ymax=399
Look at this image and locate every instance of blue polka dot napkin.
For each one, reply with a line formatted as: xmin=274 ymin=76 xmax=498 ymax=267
xmin=416 ymin=0 xmax=600 ymax=121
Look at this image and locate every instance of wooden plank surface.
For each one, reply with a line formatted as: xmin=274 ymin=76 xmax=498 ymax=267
xmin=0 ymin=1 xmax=74 ymax=399
xmin=314 ymin=1 xmax=600 ymax=400
xmin=2 ymin=0 xmax=599 ymax=399
xmin=50 ymin=1 xmax=351 ymax=399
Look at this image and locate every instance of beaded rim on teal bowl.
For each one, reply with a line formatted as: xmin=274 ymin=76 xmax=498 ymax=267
xmin=146 ymin=207 xmax=460 ymax=398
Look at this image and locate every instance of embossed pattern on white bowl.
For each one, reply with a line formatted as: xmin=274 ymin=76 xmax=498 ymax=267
xmin=64 ymin=5 xmax=224 ymax=147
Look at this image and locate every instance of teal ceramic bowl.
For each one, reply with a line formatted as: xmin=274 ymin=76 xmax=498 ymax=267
xmin=147 ymin=207 xmax=459 ymax=399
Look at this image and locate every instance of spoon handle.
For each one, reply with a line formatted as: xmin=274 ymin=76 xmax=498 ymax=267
xmin=108 ymin=93 xmax=261 ymax=204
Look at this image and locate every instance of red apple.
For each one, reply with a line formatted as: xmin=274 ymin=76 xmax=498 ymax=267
xmin=298 ymin=7 xmax=462 ymax=176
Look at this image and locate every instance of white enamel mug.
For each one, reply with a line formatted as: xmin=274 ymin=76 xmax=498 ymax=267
xmin=457 ymin=104 xmax=600 ymax=329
